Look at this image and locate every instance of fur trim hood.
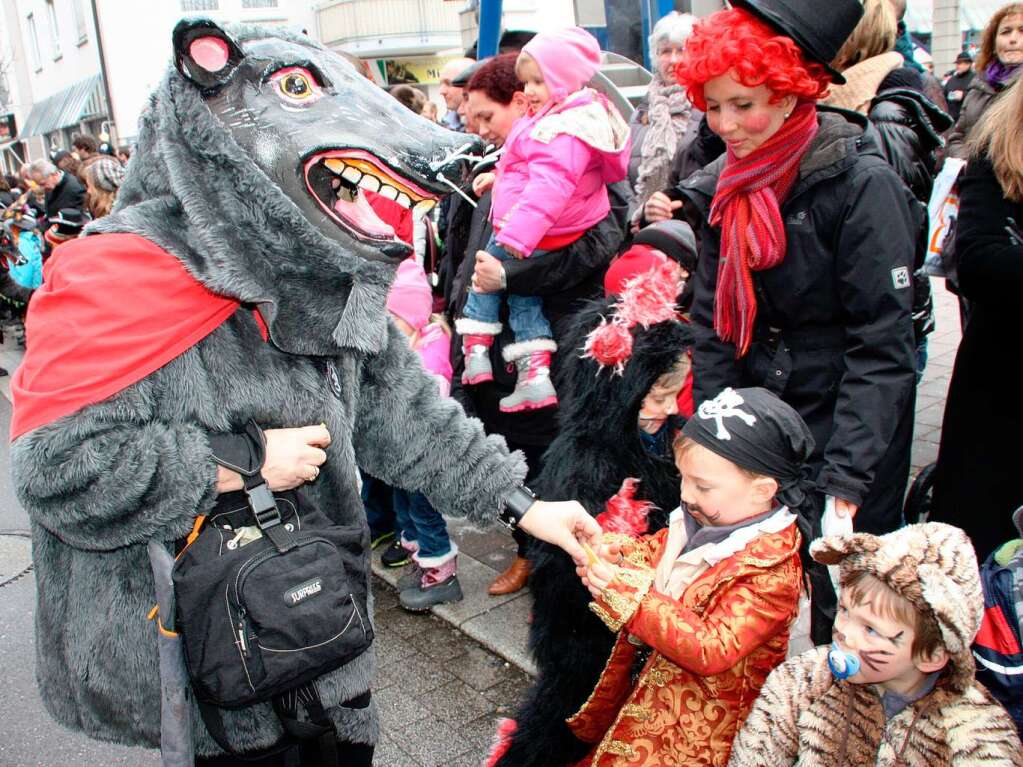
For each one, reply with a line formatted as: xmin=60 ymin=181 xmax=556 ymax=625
xmin=811 ymin=522 xmax=983 ymax=692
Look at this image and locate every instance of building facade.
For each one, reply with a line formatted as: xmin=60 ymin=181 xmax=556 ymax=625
xmin=93 ymin=0 xmax=317 ymax=146
xmin=5 ymin=0 xmax=106 ymax=166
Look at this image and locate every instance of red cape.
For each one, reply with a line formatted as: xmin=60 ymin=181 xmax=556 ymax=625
xmin=10 ymin=233 xmax=242 ymax=440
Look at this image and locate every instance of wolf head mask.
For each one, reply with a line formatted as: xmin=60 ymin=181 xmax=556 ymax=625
xmin=91 ymin=20 xmax=481 ymax=356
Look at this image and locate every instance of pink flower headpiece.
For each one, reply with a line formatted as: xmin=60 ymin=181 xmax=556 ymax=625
xmin=582 ymin=261 xmax=679 ymax=375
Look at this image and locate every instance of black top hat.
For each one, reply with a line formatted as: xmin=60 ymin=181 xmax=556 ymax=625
xmin=50 ymin=208 xmax=91 ymax=234
xmin=729 ymin=0 xmax=864 ymax=85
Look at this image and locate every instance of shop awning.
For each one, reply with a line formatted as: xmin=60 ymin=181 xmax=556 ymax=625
xmin=905 ymin=0 xmax=1006 ymax=34
xmin=18 ymin=74 xmax=105 ymax=138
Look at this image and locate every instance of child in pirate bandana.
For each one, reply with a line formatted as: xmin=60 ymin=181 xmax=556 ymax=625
xmin=571 ymin=386 xmax=813 ymax=766
xmin=729 ymin=522 xmax=1023 ymax=766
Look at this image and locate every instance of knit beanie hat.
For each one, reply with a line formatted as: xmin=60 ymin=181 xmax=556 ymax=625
xmin=634 ymin=220 xmax=698 ymax=273
xmin=604 ymin=244 xmax=670 ymax=297
xmin=811 ymin=522 xmax=984 ymax=693
xmin=89 ymin=156 xmax=125 ymax=193
xmin=386 ymin=258 xmax=433 ymax=330
xmin=522 ymin=26 xmax=602 ymax=103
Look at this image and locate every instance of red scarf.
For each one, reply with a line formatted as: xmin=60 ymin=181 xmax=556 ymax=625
xmin=709 ymin=102 xmax=819 ymax=357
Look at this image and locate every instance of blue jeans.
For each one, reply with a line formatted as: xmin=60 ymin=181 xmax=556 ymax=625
xmin=461 ymin=236 xmax=553 ymax=342
xmin=394 ymin=489 xmax=452 ymax=560
xmin=360 ymin=472 xmax=395 ymax=536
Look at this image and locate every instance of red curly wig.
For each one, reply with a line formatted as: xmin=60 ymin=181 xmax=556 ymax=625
xmin=674 ymin=8 xmax=832 ymax=111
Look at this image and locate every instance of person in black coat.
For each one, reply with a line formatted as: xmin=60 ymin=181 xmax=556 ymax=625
xmin=931 ymin=82 xmax=1023 ymax=560
xmin=944 ymin=52 xmax=977 ymax=123
xmin=655 ymin=2 xmax=919 ymax=643
xmin=867 ymin=67 xmax=954 ymax=377
xmin=680 ymin=105 xmax=918 ymax=541
xmin=27 ymin=159 xmax=86 ymax=221
xmin=493 ymin=279 xmax=693 ymax=767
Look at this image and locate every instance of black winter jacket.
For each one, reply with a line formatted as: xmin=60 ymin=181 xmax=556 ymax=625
xmin=678 ymin=109 xmax=918 ymax=532
xmin=868 ymin=87 xmax=952 ymax=340
xmin=943 ymin=70 xmax=975 ymax=122
xmin=44 ymin=171 xmax=86 ymax=220
xmin=868 ymin=87 xmax=952 ymax=204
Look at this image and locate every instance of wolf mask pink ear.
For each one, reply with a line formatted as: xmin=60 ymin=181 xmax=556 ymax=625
xmin=173 ymin=19 xmax=244 ymax=93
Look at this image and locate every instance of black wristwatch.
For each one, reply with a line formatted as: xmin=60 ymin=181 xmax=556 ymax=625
xmin=499 ymin=486 xmax=538 ymax=531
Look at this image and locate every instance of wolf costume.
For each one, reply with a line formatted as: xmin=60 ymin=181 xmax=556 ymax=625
xmin=9 ymin=20 xmax=530 ymax=759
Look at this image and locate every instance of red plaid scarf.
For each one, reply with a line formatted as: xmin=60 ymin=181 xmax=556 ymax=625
xmin=709 ymin=102 xmax=819 ymax=357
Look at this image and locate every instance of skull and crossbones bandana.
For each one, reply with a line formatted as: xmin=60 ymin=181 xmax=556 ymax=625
xmin=683 ymin=387 xmax=816 ymax=509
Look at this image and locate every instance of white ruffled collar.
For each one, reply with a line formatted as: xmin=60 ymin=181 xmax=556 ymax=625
xmin=668 ymin=506 xmax=797 ymax=567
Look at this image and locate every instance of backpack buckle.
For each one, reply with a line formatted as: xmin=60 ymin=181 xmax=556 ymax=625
xmin=246 ymin=479 xmax=280 ymax=530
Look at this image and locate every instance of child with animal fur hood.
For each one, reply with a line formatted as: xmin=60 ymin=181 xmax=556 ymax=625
xmin=728 ymin=522 xmax=1023 ymax=767
xmin=455 ymin=26 xmax=631 ymax=415
xmin=489 ymin=263 xmax=693 ymax=767
xmin=571 ymin=386 xmax=813 ymax=766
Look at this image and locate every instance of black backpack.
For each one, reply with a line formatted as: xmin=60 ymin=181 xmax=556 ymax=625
xmin=172 ymin=421 xmax=373 ymax=756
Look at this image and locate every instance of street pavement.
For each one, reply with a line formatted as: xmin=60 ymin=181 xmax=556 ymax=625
xmin=0 ymin=277 xmax=962 ymax=765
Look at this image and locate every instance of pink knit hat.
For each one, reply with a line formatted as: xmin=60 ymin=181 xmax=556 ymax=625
xmin=522 ymin=26 xmax=602 ymax=103
xmin=386 ymin=259 xmax=433 ymax=331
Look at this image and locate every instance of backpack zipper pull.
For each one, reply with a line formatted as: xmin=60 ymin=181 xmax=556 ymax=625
xmin=227 ymin=528 xmax=245 ymax=550
xmin=236 ymin=611 xmax=250 ymax=657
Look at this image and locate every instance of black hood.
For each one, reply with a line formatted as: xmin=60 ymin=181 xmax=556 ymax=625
xmin=536 ymin=296 xmax=694 ymax=526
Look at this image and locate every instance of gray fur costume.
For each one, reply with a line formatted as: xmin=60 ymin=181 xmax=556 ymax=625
xmin=11 ymin=22 xmax=526 ymax=756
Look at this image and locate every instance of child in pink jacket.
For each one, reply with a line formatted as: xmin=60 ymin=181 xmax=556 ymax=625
xmin=383 ymin=259 xmax=462 ymax=611
xmin=455 ymin=26 xmax=631 ymax=413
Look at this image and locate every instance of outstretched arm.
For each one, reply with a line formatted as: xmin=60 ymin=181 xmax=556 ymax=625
xmin=352 ymin=323 xmax=600 ymax=560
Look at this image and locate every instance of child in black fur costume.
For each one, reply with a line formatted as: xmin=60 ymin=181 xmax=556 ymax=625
xmin=493 ymin=263 xmax=694 ymax=767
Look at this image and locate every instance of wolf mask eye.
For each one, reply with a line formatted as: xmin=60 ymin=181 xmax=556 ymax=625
xmin=270 ymin=66 xmax=322 ymax=105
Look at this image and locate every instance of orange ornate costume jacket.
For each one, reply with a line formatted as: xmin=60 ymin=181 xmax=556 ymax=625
xmin=569 ymin=519 xmax=803 ymax=767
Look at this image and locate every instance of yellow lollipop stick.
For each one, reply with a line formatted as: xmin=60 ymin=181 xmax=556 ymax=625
xmin=581 ymin=541 xmax=599 ymax=566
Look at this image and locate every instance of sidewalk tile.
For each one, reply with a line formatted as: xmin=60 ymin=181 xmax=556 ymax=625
xmin=461 ymin=594 xmax=536 ymax=676
xmin=448 ymin=643 xmax=524 ymax=692
xmin=392 ymin=714 xmax=476 ymax=766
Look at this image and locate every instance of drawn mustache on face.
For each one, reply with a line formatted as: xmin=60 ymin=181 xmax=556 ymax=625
xmin=833 ymin=629 xmax=894 ymax=672
xmin=858 ymin=650 xmax=894 ymax=672
xmin=684 ymin=502 xmax=720 ymax=524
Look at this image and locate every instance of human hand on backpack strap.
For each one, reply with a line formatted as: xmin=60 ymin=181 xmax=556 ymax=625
xmin=215 ymin=424 xmax=331 ymax=493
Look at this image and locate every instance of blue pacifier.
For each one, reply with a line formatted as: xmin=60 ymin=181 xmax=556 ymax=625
xmin=827 ymin=642 xmax=861 ymax=680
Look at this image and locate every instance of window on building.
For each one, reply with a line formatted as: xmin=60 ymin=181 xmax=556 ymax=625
xmin=26 ymin=13 xmax=42 ymax=71
xmin=71 ymin=0 xmax=89 ymax=44
xmin=46 ymin=0 xmax=62 ymax=60
xmin=181 ymin=0 xmax=219 ymax=10
xmin=242 ymin=0 xmax=278 ymax=7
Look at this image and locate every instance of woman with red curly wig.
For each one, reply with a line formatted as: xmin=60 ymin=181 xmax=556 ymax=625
xmin=644 ymin=0 xmax=920 ymax=647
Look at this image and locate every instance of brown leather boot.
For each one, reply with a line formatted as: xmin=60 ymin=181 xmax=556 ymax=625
xmin=488 ymin=556 xmax=531 ymax=596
